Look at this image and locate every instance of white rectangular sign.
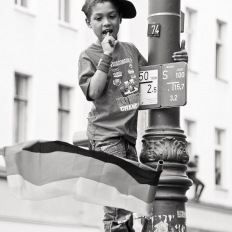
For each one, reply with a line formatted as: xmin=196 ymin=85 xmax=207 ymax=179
xmin=139 ymin=65 xmax=161 ymax=109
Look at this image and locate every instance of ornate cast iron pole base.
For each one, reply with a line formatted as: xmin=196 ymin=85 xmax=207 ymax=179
xmin=140 ymin=126 xmax=192 ymax=231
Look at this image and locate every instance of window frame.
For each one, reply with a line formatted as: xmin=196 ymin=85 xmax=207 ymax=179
xmin=58 ymin=84 xmax=71 ymax=142
xmin=184 ymin=119 xmax=196 ymax=158
xmin=215 ymin=19 xmax=226 ymax=81
xmin=14 ymin=0 xmax=36 ymax=17
xmin=14 ymin=72 xmax=30 ymax=144
xmin=59 ymin=0 xmax=71 ymax=23
xmin=214 ymin=128 xmax=225 ymax=188
xmin=15 ymin=0 xmax=28 ymax=8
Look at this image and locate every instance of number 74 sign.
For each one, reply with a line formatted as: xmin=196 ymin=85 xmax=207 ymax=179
xmin=139 ymin=62 xmax=187 ymax=110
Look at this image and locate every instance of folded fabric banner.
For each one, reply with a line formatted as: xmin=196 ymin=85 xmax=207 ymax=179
xmin=2 ymin=140 xmax=163 ymax=216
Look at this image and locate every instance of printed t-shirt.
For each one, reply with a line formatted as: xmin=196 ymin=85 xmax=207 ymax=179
xmin=78 ymin=42 xmax=147 ymax=144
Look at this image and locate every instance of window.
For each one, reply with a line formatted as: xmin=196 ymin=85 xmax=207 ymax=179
xmin=14 ymin=0 xmax=36 ymax=16
xmin=58 ymin=85 xmax=71 ymax=141
xmin=185 ymin=120 xmax=196 ymax=157
xmin=185 ymin=8 xmax=197 ymax=71
xmin=14 ymin=73 xmax=29 ymax=143
xmin=216 ymin=20 xmax=226 ymax=80
xmin=15 ymin=0 xmax=28 ymax=8
xmin=59 ymin=0 xmax=70 ymax=23
xmin=215 ymin=128 xmax=225 ymax=186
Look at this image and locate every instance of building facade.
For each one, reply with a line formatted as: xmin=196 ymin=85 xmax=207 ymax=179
xmin=1 ymin=0 xmax=232 ymax=231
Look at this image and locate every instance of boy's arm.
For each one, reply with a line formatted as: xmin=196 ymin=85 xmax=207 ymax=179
xmin=172 ymin=40 xmax=188 ymax=63
xmin=88 ymin=69 xmax=109 ymax=100
xmin=88 ymin=33 xmax=116 ymax=100
xmin=78 ymin=56 xmax=111 ymax=101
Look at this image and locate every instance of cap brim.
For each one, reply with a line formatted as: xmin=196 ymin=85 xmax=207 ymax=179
xmin=115 ymin=0 xmax=136 ymax=18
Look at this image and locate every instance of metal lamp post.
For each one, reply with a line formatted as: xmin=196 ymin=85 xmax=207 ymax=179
xmin=140 ymin=0 xmax=192 ymax=231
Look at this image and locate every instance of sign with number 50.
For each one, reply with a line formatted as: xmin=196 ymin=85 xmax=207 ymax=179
xmin=139 ymin=65 xmax=161 ymax=109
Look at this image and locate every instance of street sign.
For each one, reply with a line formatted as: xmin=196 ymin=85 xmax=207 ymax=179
xmin=139 ymin=65 xmax=161 ymax=110
xmin=139 ymin=62 xmax=187 ymax=109
xmin=148 ymin=23 xmax=161 ymax=37
xmin=161 ymin=62 xmax=187 ymax=107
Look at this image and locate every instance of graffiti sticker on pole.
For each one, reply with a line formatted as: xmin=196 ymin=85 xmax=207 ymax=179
xmin=139 ymin=65 xmax=161 ymax=109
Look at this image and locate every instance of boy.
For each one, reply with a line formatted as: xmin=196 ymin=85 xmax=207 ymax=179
xmin=78 ymin=0 xmax=188 ymax=231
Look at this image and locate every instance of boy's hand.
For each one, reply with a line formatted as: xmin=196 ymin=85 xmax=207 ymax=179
xmin=172 ymin=40 xmax=188 ymax=63
xmin=101 ymin=32 xmax=117 ymax=56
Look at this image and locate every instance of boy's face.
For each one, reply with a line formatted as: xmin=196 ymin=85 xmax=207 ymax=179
xmin=86 ymin=2 xmax=121 ymax=42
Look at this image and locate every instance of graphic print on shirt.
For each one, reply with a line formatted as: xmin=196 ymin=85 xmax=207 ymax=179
xmin=110 ymin=58 xmax=140 ymax=112
xmin=112 ymin=67 xmax=122 ymax=86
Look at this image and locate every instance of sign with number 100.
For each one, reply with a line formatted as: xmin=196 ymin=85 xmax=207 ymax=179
xmin=161 ymin=62 xmax=187 ymax=107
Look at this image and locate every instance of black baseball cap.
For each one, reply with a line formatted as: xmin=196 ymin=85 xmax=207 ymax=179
xmin=82 ymin=0 xmax=136 ymax=19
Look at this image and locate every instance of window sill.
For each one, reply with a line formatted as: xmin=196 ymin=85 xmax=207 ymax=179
xmin=14 ymin=6 xmax=36 ymax=17
xmin=216 ymin=77 xmax=228 ymax=84
xmin=58 ymin=21 xmax=78 ymax=32
xmin=215 ymin=186 xmax=228 ymax=192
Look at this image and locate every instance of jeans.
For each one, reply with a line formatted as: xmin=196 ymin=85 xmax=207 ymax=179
xmin=90 ymin=137 xmax=138 ymax=232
